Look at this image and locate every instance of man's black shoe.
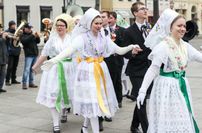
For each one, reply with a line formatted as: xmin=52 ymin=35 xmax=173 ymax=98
xmin=5 ymin=82 xmax=11 ymax=86
xmin=104 ymin=116 xmax=112 ymax=122
xmin=131 ymin=128 xmax=142 ymax=133
xmin=118 ymin=102 xmax=122 ymax=108
xmin=12 ymin=80 xmax=21 ymax=84
xmin=0 ymin=89 xmax=7 ymax=93
xmin=126 ymin=95 xmax=136 ymax=101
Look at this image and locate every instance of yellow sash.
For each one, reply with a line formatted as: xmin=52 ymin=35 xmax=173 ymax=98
xmin=78 ymin=57 xmax=110 ymax=115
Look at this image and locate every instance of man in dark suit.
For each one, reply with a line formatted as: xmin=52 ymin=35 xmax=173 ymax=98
xmin=123 ymin=2 xmax=152 ymax=133
xmin=105 ymin=11 xmax=125 ymax=108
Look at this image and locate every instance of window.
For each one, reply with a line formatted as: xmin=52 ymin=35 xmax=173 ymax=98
xmin=40 ymin=6 xmax=52 ymax=31
xmin=16 ymin=6 xmax=30 ymax=26
xmin=81 ymin=7 xmax=90 ymax=13
xmin=0 ymin=2 xmax=3 ymax=9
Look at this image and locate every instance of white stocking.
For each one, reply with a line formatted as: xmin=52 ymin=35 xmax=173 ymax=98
xmin=82 ymin=117 xmax=90 ymax=133
xmin=90 ymin=117 xmax=99 ymax=133
xmin=62 ymin=108 xmax=67 ymax=116
xmin=50 ymin=108 xmax=60 ymax=128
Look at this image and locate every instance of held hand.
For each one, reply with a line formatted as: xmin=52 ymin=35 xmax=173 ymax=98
xmin=136 ymin=92 xmax=146 ymax=109
xmin=32 ymin=65 xmax=39 ymax=74
xmin=132 ymin=45 xmax=142 ymax=55
xmin=32 ymin=67 xmax=37 ymax=74
xmin=41 ymin=60 xmax=55 ymax=71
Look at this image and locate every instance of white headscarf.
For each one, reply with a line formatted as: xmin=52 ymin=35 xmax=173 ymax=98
xmin=50 ymin=13 xmax=74 ymax=35
xmin=144 ymin=9 xmax=179 ymax=50
xmin=71 ymin=8 xmax=101 ymax=39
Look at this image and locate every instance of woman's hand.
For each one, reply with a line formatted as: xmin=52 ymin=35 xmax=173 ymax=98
xmin=132 ymin=45 xmax=142 ymax=54
xmin=32 ymin=65 xmax=38 ymax=74
xmin=136 ymin=92 xmax=146 ymax=109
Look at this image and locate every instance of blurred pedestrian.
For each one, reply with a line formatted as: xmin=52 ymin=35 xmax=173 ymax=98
xmin=20 ymin=23 xmax=40 ymax=89
xmin=5 ymin=20 xmax=21 ymax=86
xmin=105 ymin=11 xmax=125 ymax=108
xmin=123 ymin=2 xmax=152 ymax=133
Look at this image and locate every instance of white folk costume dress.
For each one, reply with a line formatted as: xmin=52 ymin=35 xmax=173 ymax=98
xmin=140 ymin=9 xmax=200 ymax=133
xmin=72 ymin=31 xmax=119 ymax=118
xmin=147 ymin=36 xmax=201 ymax=133
xmin=41 ymin=8 xmax=138 ymax=121
xmin=36 ymin=33 xmax=76 ymax=110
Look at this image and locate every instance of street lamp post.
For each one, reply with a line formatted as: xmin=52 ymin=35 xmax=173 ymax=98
xmin=153 ymin=0 xmax=159 ymax=24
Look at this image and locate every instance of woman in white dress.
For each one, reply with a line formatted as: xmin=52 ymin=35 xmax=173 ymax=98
xmin=41 ymin=8 xmax=142 ymax=133
xmin=32 ymin=14 xmax=75 ymax=133
xmin=137 ymin=9 xmax=200 ymax=133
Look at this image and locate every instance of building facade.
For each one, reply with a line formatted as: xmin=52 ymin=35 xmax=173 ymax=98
xmin=1 ymin=0 xmax=201 ymax=34
xmin=0 ymin=0 xmax=96 ymax=32
xmin=101 ymin=0 xmax=202 ymax=34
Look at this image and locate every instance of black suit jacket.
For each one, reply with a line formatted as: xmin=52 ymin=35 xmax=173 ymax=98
xmin=105 ymin=25 xmax=125 ymax=71
xmin=123 ymin=23 xmax=151 ymax=77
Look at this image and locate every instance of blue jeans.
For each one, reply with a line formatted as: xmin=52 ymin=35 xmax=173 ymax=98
xmin=22 ymin=56 xmax=37 ymax=85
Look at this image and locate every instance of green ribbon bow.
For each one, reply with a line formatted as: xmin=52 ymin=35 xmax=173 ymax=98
xmin=55 ymin=58 xmax=72 ymax=112
xmin=160 ymin=69 xmax=199 ymax=133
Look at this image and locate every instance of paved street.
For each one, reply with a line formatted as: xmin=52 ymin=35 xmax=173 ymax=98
xmin=0 ymin=37 xmax=202 ymax=133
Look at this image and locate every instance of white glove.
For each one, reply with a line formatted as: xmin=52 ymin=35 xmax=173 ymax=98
xmin=41 ymin=46 xmax=74 ymax=71
xmin=114 ymin=44 xmax=142 ymax=55
xmin=41 ymin=59 xmax=56 ymax=71
xmin=136 ymin=65 xmax=160 ymax=109
xmin=137 ymin=91 xmax=146 ymax=109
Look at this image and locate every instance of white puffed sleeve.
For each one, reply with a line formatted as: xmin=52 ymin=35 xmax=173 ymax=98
xmin=41 ymin=37 xmax=53 ymax=56
xmin=70 ymin=35 xmax=83 ymax=52
xmin=187 ymin=43 xmax=202 ymax=62
xmin=148 ymin=42 xmax=168 ymax=67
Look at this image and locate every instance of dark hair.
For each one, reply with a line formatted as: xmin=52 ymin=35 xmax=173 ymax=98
xmin=100 ymin=10 xmax=110 ymax=18
xmin=170 ymin=15 xmax=185 ymax=29
xmin=91 ymin=15 xmax=101 ymax=25
xmin=109 ymin=11 xmax=117 ymax=19
xmin=8 ymin=20 xmax=16 ymax=27
xmin=56 ymin=19 xmax=67 ymax=28
xmin=131 ymin=1 xmax=144 ymax=14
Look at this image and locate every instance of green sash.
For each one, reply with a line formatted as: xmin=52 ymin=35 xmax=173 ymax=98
xmin=55 ymin=58 xmax=72 ymax=112
xmin=160 ymin=69 xmax=199 ymax=133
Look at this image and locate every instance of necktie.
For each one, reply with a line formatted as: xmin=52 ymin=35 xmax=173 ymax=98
xmin=141 ymin=25 xmax=148 ymax=38
xmin=104 ymin=29 xmax=109 ymax=36
xmin=110 ymin=27 xmax=115 ymax=33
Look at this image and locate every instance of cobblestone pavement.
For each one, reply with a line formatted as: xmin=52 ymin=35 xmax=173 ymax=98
xmin=0 ymin=37 xmax=202 ymax=133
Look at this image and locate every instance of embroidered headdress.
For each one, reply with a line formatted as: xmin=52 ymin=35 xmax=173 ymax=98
xmin=51 ymin=13 xmax=74 ymax=34
xmin=144 ymin=9 xmax=179 ymax=49
xmin=71 ymin=8 xmax=102 ymax=39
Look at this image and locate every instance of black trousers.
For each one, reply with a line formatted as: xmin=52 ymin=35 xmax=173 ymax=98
xmin=108 ymin=65 xmax=123 ymax=103
xmin=0 ymin=65 xmax=6 ymax=89
xmin=5 ymin=55 xmax=20 ymax=82
xmin=129 ymin=76 xmax=152 ymax=133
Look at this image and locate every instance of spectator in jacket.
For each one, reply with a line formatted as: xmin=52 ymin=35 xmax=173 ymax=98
xmin=20 ymin=23 xmax=40 ymax=90
xmin=5 ymin=20 xmax=21 ymax=86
